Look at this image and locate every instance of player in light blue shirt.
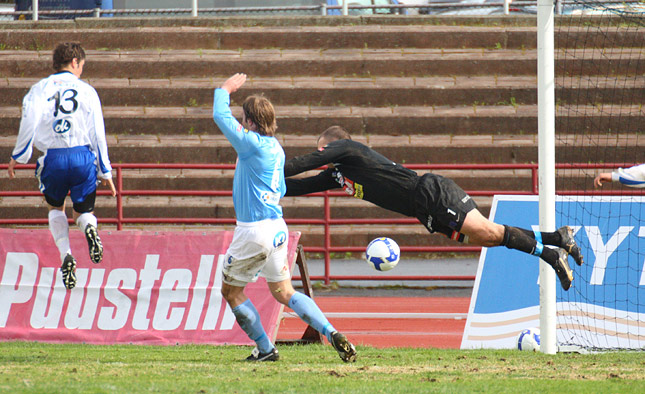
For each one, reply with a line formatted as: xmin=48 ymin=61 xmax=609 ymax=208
xmin=212 ymin=87 xmax=285 ymax=223
xmin=213 ymin=73 xmax=356 ymax=363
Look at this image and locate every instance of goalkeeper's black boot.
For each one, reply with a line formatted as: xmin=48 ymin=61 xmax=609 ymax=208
xmin=553 ymin=248 xmax=573 ymax=291
xmin=85 ymin=224 xmax=103 ymax=264
xmin=246 ymin=347 xmax=279 ymax=362
xmin=331 ymin=331 xmax=357 ymax=363
xmin=61 ymin=254 xmax=77 ymax=290
xmin=557 ymin=226 xmax=583 ymax=266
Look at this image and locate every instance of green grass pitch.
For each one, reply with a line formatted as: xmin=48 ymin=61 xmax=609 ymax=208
xmin=1 ymin=341 xmax=643 ymax=393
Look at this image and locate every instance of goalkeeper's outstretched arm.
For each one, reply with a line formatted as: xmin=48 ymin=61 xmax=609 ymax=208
xmin=285 ymin=168 xmax=339 ymax=196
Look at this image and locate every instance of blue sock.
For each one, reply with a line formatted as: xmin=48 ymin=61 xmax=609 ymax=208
xmin=532 ymin=230 xmax=545 ymax=256
xmin=232 ymin=299 xmax=273 ymax=354
xmin=288 ymin=292 xmax=336 ymax=343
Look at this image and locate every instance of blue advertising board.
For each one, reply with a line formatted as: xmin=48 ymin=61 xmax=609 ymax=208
xmin=461 ymin=195 xmax=645 ymax=350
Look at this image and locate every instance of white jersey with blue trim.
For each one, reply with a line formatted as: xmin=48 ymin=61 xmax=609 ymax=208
xmin=11 ymin=71 xmax=112 ymax=179
xmin=213 ymin=88 xmax=286 ymax=223
xmin=612 ymin=164 xmax=645 ymax=188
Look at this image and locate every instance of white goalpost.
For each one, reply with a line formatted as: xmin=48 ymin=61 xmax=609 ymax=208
xmin=537 ymin=0 xmax=557 ymax=355
xmin=541 ymin=1 xmax=644 ymax=353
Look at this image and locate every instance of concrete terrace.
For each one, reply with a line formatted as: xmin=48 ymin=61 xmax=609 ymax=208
xmin=0 ymin=15 xmax=642 ymax=251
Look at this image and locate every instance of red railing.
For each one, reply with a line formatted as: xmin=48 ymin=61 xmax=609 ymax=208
xmin=1 ymin=162 xmax=638 ymax=284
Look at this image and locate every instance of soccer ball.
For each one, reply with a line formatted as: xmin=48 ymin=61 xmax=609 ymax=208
xmin=365 ymin=237 xmax=400 ymax=272
xmin=516 ymin=327 xmax=541 ymax=351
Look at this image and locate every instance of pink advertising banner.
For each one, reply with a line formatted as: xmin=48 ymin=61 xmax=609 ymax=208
xmin=0 ymin=229 xmax=300 ymax=345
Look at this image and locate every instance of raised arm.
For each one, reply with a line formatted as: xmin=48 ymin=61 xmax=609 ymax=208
xmin=212 ymin=74 xmax=260 ymax=157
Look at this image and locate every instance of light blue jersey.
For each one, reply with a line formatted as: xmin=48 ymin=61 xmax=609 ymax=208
xmin=212 ymin=88 xmax=286 ymax=223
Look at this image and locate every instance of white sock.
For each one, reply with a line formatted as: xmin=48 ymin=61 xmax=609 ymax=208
xmin=76 ymin=212 xmax=98 ymax=233
xmin=48 ymin=209 xmax=71 ymax=262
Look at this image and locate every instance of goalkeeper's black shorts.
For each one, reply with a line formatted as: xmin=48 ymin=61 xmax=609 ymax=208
xmin=413 ymin=173 xmax=478 ymax=243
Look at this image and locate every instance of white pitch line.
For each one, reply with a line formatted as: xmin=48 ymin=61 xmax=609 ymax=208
xmin=282 ymin=312 xmax=467 ymax=320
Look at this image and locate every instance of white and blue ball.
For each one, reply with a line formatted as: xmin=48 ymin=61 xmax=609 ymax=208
xmin=516 ymin=327 xmax=541 ymax=351
xmin=365 ymin=237 xmax=400 ymax=272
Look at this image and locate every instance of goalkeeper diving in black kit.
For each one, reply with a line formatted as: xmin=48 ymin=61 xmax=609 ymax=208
xmin=284 ymin=126 xmax=584 ymax=291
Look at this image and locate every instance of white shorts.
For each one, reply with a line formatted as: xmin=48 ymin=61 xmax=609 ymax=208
xmin=222 ymin=218 xmax=290 ymax=286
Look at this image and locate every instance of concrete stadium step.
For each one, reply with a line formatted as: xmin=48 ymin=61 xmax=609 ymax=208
xmin=2 ymin=166 xmax=535 ymax=194
xmin=0 ymin=15 xmax=620 ymax=30
xmin=0 ymin=26 xmax=540 ymax=50
xmin=1 ymin=14 xmax=639 ymax=253
xmin=2 ymin=76 xmax=643 ymax=107
xmin=1 ymin=104 xmax=642 ymax=138
xmin=4 ymin=165 xmax=611 ymax=196
xmin=0 ymin=195 xmax=492 ymax=249
xmin=2 ymin=222 xmax=478 ymax=253
xmin=1 ymin=195 xmax=494 ymax=218
xmin=1 ymin=48 xmax=641 ymax=79
xmin=0 ymin=133 xmax=532 ymax=165
xmin=1 ymin=132 xmax=642 ymax=165
xmin=0 ymin=24 xmax=639 ymax=50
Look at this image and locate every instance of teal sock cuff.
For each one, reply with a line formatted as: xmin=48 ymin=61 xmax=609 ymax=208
xmin=533 ymin=242 xmax=544 ymax=256
xmin=322 ymin=323 xmax=333 ymax=342
xmin=533 ymin=229 xmax=542 ymax=244
xmin=532 ymin=230 xmax=544 ymax=256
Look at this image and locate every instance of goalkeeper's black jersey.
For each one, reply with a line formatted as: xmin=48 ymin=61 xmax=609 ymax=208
xmin=284 ymin=139 xmax=419 ymax=217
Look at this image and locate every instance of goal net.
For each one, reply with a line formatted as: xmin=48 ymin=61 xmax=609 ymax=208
xmin=554 ymin=1 xmax=644 ymax=351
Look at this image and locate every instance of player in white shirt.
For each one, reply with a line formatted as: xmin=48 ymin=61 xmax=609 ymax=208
xmin=594 ymin=164 xmax=645 ymax=188
xmin=6 ymin=42 xmax=116 ymax=290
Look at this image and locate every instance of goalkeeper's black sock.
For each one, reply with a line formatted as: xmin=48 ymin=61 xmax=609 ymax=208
xmin=501 ymin=225 xmax=538 ymax=254
xmin=513 ymin=227 xmax=562 ymax=246
xmin=500 ymin=225 xmax=559 ymax=267
xmin=512 ymin=227 xmax=562 ymax=246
